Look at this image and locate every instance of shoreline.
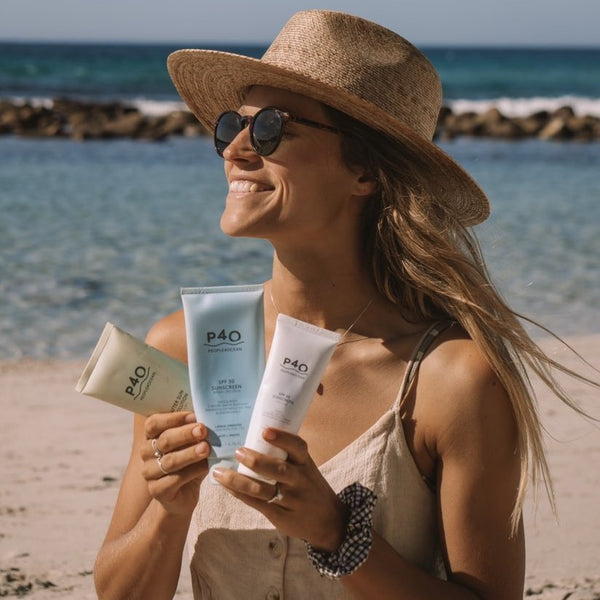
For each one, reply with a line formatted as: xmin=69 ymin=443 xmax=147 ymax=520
xmin=1 ymin=334 xmax=598 ymax=598
xmin=1 ymin=97 xmax=599 ymax=142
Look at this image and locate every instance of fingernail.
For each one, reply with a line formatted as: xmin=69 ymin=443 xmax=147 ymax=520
xmin=185 ymin=413 xmax=197 ymax=423
xmin=263 ymin=428 xmax=276 ymax=441
xmin=192 ymin=425 xmax=204 ymax=438
xmin=195 ymin=441 xmax=208 ymax=456
xmin=235 ymin=447 xmax=247 ymax=461
xmin=211 ymin=467 xmax=224 ymax=479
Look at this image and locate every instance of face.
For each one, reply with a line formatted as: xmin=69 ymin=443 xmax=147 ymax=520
xmin=218 ymin=86 xmax=374 ymax=248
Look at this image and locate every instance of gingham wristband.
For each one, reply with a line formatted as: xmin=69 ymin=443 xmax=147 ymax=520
xmin=306 ymin=482 xmax=377 ymax=579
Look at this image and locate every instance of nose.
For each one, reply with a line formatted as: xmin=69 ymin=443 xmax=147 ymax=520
xmin=222 ymin=126 xmax=258 ymax=163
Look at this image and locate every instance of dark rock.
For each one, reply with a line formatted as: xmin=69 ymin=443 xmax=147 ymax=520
xmin=103 ymin=111 xmax=145 ymax=138
xmin=515 ymin=114 xmax=548 ymax=136
xmin=70 ymin=115 xmax=110 ymax=140
xmin=436 ymin=105 xmax=452 ymax=130
xmin=438 ymin=111 xmax=481 ymax=139
xmin=183 ymin=122 xmax=206 ymax=137
xmin=478 ymin=107 xmax=505 ymax=125
xmin=142 ymin=110 xmax=204 ymax=140
xmin=539 ymin=117 xmax=572 ymax=140
xmin=530 ymin=110 xmax=551 ymax=121
xmin=552 ymin=105 xmax=576 ymax=120
xmin=0 ymin=104 xmax=21 ymax=133
xmin=567 ymin=115 xmax=598 ymax=141
xmin=163 ymin=110 xmax=197 ymax=134
xmin=473 ymin=108 xmax=525 ymax=138
xmin=485 ymin=119 xmax=526 ymax=139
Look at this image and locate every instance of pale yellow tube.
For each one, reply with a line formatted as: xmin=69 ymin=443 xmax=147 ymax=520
xmin=75 ymin=322 xmax=192 ymax=416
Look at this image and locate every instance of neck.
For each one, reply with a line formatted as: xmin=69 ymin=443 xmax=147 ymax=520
xmin=267 ymin=249 xmax=378 ymax=334
xmin=265 ymin=248 xmax=432 ymax=345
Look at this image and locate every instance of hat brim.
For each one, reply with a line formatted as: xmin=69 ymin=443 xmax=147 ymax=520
xmin=167 ymin=49 xmax=490 ymax=226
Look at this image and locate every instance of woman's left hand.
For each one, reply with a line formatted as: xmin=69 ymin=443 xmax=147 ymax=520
xmin=212 ymin=428 xmax=348 ymax=552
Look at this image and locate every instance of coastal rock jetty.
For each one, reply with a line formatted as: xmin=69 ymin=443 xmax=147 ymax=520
xmin=0 ymin=99 xmax=205 ymax=141
xmin=1 ymin=98 xmax=599 ymax=141
xmin=437 ymin=105 xmax=600 ymax=142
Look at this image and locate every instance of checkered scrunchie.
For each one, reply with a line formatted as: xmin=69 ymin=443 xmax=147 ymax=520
xmin=306 ymin=482 xmax=377 ymax=579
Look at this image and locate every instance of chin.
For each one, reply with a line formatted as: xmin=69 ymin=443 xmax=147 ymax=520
xmin=219 ymin=204 xmax=283 ymax=240
xmin=219 ymin=214 xmax=266 ymax=239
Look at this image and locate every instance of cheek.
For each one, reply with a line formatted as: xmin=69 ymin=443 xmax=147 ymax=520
xmin=286 ymin=149 xmax=351 ymax=193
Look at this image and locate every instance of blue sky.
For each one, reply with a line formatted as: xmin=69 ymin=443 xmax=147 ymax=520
xmin=1 ymin=0 xmax=599 ymax=46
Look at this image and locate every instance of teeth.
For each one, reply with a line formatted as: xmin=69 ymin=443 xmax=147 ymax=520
xmin=229 ymin=180 xmax=270 ymax=193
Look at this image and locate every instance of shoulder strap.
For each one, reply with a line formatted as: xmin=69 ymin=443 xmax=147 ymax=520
xmin=393 ymin=319 xmax=456 ymax=410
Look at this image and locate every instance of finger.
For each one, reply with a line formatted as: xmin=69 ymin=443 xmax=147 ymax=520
xmin=140 ymin=422 xmax=207 ymax=460
xmin=234 ymin=447 xmax=293 ymax=486
xmin=142 ymin=440 xmax=210 ymax=480
xmin=212 ymin=466 xmax=283 ymax=506
xmin=144 ymin=411 xmax=196 ymax=440
xmin=261 ymin=428 xmax=310 ymax=466
xmin=147 ymin=460 xmax=208 ymax=502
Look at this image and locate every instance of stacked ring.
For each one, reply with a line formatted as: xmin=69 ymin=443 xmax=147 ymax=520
xmin=151 ymin=439 xmax=169 ymax=475
xmin=151 ymin=438 xmax=163 ymax=459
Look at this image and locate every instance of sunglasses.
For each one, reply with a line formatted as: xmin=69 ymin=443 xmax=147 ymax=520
xmin=213 ymin=106 xmax=343 ymax=157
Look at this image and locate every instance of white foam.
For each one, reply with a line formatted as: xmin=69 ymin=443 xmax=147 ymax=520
xmin=129 ymin=98 xmax=188 ymax=116
xmin=5 ymin=96 xmax=188 ymax=117
xmin=11 ymin=96 xmax=54 ymax=109
xmin=448 ymin=96 xmax=600 ymax=118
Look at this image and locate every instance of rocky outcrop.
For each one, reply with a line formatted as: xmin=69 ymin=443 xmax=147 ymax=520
xmin=0 ymin=99 xmax=206 ymax=141
xmin=1 ymin=98 xmax=599 ymax=142
xmin=436 ymin=104 xmax=600 ymax=141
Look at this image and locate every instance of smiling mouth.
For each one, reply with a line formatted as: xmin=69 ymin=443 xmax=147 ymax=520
xmin=229 ymin=180 xmax=273 ymax=193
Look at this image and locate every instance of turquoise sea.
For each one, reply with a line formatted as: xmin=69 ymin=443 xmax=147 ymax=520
xmin=1 ymin=43 xmax=599 ymax=359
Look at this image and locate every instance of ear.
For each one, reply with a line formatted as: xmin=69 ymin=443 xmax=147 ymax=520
xmin=353 ymin=173 xmax=378 ymax=198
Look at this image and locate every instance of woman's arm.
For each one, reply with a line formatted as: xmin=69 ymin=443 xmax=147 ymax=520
xmin=93 ymin=411 xmax=208 ymax=600
xmin=343 ymin=338 xmax=525 ymax=599
xmin=94 ymin=313 xmax=210 ymax=600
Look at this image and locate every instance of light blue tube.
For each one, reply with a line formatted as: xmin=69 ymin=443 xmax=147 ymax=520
xmin=181 ymin=284 xmax=265 ymax=472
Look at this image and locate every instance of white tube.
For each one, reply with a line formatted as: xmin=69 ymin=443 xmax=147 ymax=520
xmin=181 ymin=284 xmax=265 ymax=472
xmin=75 ymin=322 xmax=192 ymax=416
xmin=238 ymin=314 xmax=341 ymax=482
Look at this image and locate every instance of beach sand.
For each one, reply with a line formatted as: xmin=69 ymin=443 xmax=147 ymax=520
xmin=1 ymin=336 xmax=598 ymax=599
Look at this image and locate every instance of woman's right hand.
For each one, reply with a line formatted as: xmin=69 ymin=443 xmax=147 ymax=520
xmin=140 ymin=411 xmax=210 ymax=516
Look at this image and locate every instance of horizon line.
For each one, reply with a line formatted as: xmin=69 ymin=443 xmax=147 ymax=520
xmin=1 ymin=37 xmax=599 ymax=50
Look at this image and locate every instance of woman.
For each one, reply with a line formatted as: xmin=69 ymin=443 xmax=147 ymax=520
xmin=94 ymin=11 xmax=591 ymax=600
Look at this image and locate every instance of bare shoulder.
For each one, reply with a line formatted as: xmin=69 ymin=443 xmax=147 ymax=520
xmin=415 ymin=325 xmax=517 ymax=457
xmin=145 ymin=309 xmax=188 ymax=364
xmin=419 ymin=326 xmax=503 ymax=396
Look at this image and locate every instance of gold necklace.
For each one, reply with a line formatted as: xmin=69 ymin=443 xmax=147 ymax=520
xmin=269 ymin=288 xmax=373 ymax=341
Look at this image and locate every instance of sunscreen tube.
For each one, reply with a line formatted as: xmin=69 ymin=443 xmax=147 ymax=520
xmin=181 ymin=285 xmax=265 ymax=471
xmin=75 ymin=322 xmax=192 ymax=416
xmin=238 ymin=314 xmax=341 ymax=483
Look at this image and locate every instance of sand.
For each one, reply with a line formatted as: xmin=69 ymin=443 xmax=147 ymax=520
xmin=1 ymin=335 xmax=598 ymax=599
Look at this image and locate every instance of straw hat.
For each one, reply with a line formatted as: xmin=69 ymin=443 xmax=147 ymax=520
xmin=168 ymin=10 xmax=490 ymax=225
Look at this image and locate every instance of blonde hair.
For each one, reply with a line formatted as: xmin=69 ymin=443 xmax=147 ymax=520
xmin=326 ymin=105 xmax=596 ymax=534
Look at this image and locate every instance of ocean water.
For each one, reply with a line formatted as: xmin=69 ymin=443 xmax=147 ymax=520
xmin=1 ymin=43 xmax=599 ymax=359
xmin=2 ymin=42 xmax=600 ymax=116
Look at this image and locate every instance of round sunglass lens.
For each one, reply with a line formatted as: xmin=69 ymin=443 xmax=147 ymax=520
xmin=252 ymin=109 xmax=284 ymax=156
xmin=215 ymin=112 xmax=242 ymax=156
